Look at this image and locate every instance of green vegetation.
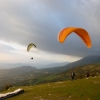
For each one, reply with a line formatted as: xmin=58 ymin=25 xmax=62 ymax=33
xmin=0 ymin=62 xmax=100 ymax=99
xmin=14 ymin=62 xmax=100 ymax=86
xmin=1 ymin=76 xmax=100 ymax=100
xmin=0 ymin=56 xmax=100 ymax=90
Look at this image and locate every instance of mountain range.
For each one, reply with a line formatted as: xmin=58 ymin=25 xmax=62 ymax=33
xmin=0 ymin=55 xmax=100 ymax=91
xmin=0 ymin=55 xmax=100 ymax=77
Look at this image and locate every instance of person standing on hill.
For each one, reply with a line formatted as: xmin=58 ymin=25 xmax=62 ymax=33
xmin=71 ymin=72 xmax=75 ymax=81
xmin=86 ymin=72 xmax=89 ymax=79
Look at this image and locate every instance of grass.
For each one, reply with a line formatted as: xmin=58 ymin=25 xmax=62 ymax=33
xmin=1 ymin=76 xmax=100 ymax=100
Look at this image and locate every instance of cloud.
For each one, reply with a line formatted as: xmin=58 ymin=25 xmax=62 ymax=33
xmin=0 ymin=0 xmax=100 ymax=66
xmin=0 ymin=43 xmax=15 ymax=53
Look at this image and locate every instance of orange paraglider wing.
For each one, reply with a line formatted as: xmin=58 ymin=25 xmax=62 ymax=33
xmin=58 ymin=27 xmax=92 ymax=48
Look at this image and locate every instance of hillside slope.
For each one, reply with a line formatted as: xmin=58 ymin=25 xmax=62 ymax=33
xmin=14 ymin=62 xmax=100 ymax=86
xmin=1 ymin=76 xmax=100 ymax=100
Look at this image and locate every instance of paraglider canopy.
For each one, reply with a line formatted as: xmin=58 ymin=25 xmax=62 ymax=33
xmin=58 ymin=27 xmax=92 ymax=48
xmin=27 ymin=43 xmax=36 ymax=52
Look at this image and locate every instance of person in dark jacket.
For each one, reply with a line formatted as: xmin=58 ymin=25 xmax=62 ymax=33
xmin=71 ymin=72 xmax=75 ymax=80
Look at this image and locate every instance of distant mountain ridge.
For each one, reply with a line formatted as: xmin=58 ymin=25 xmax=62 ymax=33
xmin=0 ymin=66 xmax=37 ymax=77
xmin=37 ymin=62 xmax=68 ymax=69
xmin=0 ymin=55 xmax=100 ymax=77
xmin=39 ymin=55 xmax=100 ymax=73
xmin=63 ymin=55 xmax=100 ymax=69
xmin=0 ymin=63 xmax=34 ymax=69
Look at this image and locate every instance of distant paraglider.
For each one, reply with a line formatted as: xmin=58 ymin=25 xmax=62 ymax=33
xmin=58 ymin=27 xmax=92 ymax=48
xmin=27 ymin=43 xmax=36 ymax=52
xmin=27 ymin=43 xmax=36 ymax=60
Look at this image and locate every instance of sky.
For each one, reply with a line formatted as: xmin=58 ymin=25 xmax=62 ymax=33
xmin=0 ymin=0 xmax=100 ymax=68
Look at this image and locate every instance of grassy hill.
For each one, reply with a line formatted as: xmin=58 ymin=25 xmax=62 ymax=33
xmin=1 ymin=76 xmax=100 ymax=100
xmin=0 ymin=56 xmax=100 ymax=92
xmin=0 ymin=62 xmax=100 ymax=92
xmin=14 ymin=62 xmax=100 ymax=86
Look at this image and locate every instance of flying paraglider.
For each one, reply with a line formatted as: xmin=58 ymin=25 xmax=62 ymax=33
xmin=27 ymin=43 xmax=36 ymax=60
xmin=27 ymin=43 xmax=36 ymax=52
xmin=58 ymin=27 xmax=92 ymax=48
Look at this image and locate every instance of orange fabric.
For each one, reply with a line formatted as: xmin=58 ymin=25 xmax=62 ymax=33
xmin=58 ymin=27 xmax=92 ymax=48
